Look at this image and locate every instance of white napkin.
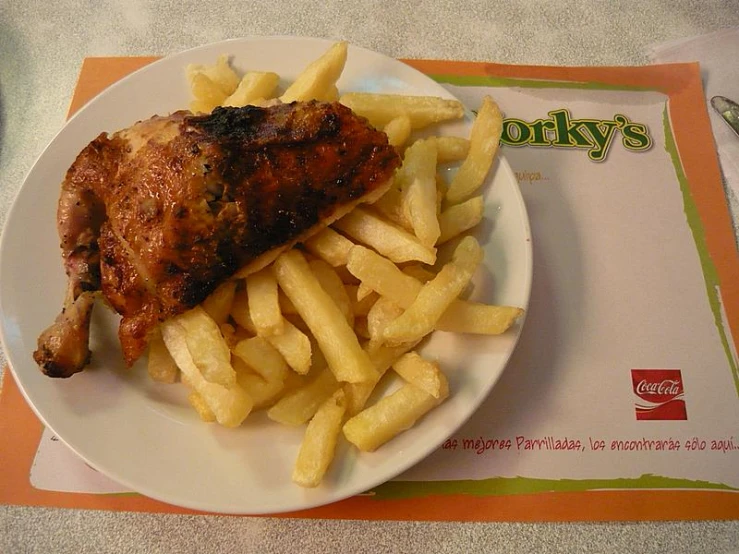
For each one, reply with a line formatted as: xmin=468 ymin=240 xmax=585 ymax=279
xmin=648 ymin=27 xmax=739 ymax=241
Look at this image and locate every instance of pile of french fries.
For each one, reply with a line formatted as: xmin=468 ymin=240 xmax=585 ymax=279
xmin=150 ymin=41 xmax=523 ymax=488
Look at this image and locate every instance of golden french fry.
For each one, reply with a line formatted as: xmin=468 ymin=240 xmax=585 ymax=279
xmin=280 ymin=41 xmax=348 ymax=102
xmin=437 ymin=195 xmax=484 ymax=245
xmin=446 ymin=96 xmax=503 ymax=204
xmin=339 ymin=93 xmax=465 ymax=130
xmin=383 ymin=115 xmax=412 ymax=148
xmin=371 ymin=184 xmax=412 ymax=231
xmin=346 ymin=245 xmax=420 ymax=307
xmin=233 ymin=356 xmax=286 ymax=410
xmin=344 ymin=340 xmax=420 ymax=415
xmin=161 ymin=320 xmax=252 ymax=427
xmin=303 ymin=227 xmax=355 ymax=267
xmin=431 ymin=136 xmax=470 ymax=164
xmin=347 ymin=244 xmax=522 ymax=336
xmin=436 ymin=303 xmax=524 ymax=334
xmin=334 ymin=207 xmax=436 ymax=265
xmin=147 ymin=330 xmax=179 ymax=384
xmin=187 ymin=389 xmax=217 ymax=422
xmin=232 ymin=336 xmax=289 ymax=384
xmin=264 ymin=317 xmax=312 ymax=375
xmin=267 ymin=365 xmax=339 ymax=425
xmin=398 ymin=139 xmax=440 ymax=247
xmin=230 ymin=285 xmax=257 ymax=334
xmin=343 ymin=375 xmax=449 ymax=452
xmin=222 ymin=71 xmax=280 ymax=107
xmin=315 ymin=84 xmax=340 ymax=102
xmin=187 ymin=55 xmax=240 ymax=96
xmin=366 ymin=296 xmax=404 ymax=347
xmin=292 ymin=389 xmax=347 ymax=488
xmin=188 ymin=73 xmax=226 ymax=113
xmin=246 ymin=266 xmax=283 ymax=336
xmin=382 ymin=236 xmax=483 ymax=345
xmin=202 ymin=280 xmax=237 ymax=326
xmin=278 ymin=289 xmax=298 ymax=315
xmin=309 ymin=259 xmax=354 ymax=328
xmin=392 ymin=352 xmax=445 ymax=399
xmin=165 ymin=306 xmax=236 ymax=387
xmin=274 ymin=249 xmax=377 ymax=384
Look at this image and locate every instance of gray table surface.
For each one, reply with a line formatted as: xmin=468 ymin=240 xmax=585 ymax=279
xmin=1 ymin=1 xmax=738 ymax=552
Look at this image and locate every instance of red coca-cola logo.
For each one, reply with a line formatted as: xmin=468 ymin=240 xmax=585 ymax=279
xmin=631 ymin=369 xmax=687 ymax=421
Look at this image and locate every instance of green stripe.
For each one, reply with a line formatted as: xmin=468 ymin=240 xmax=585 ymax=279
xmin=371 ymin=474 xmax=737 ymax=500
xmin=663 ymin=107 xmax=739 ymax=395
xmin=431 ymin=74 xmax=659 ymax=92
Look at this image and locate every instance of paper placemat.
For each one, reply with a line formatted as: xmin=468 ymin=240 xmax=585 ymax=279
xmin=1 ymin=56 xmax=737 ymax=521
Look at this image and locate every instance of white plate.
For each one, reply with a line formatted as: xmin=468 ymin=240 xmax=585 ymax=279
xmin=0 ymin=37 xmax=532 ymax=514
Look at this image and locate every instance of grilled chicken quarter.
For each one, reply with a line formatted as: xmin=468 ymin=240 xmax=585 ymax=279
xmin=34 ymin=101 xmax=401 ymax=377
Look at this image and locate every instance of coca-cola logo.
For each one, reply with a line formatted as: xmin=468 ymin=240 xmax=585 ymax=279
xmin=631 ymin=369 xmax=687 ymax=421
xmin=635 ymin=379 xmax=681 ymax=398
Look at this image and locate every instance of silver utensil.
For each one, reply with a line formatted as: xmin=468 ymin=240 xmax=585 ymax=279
xmin=711 ymin=95 xmax=739 ymax=138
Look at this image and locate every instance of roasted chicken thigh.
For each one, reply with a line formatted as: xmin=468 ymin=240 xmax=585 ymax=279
xmin=34 ymin=101 xmax=400 ymax=377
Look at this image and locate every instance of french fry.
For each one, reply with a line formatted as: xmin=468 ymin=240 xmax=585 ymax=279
xmin=222 ymin=71 xmax=280 ymax=107
xmin=308 ymin=259 xmax=354 ymax=328
xmin=187 ymin=389 xmax=217 ymax=422
xmin=267 ymin=365 xmax=339 ymax=425
xmin=232 ymin=336 xmax=289 ymax=384
xmin=246 ymin=267 xmax=283 ymax=336
xmin=366 ymin=296 xmax=404 ymax=347
xmin=187 ymin=55 xmax=240 ymax=96
xmin=292 ymin=389 xmax=347 ymax=488
xmin=431 ymin=136 xmax=470 ymax=164
xmin=201 ymin=280 xmax=237 ymax=326
xmin=346 ymin=245 xmax=420 ymax=307
xmin=344 ymin=340 xmax=420 ymax=415
xmin=165 ymin=306 xmax=236 ymax=387
xmin=315 ymin=84 xmax=340 ymax=102
xmin=398 ymin=139 xmax=440 ymax=247
xmin=280 ymin=41 xmax=348 ymax=103
xmin=161 ymin=320 xmax=252 ymax=427
xmin=339 ymin=93 xmax=465 ymax=130
xmin=392 ymin=352 xmax=445 ymax=399
xmin=371 ymin=184 xmax=412 ymax=231
xmin=147 ymin=330 xmax=179 ymax=384
xmin=343 ymin=375 xmax=448 ymax=452
xmin=446 ymin=96 xmax=503 ymax=204
xmin=278 ymin=290 xmax=298 ymax=314
xmin=233 ymin=356 xmax=286 ymax=410
xmin=334 ymin=207 xmax=436 ymax=265
xmin=188 ymin=73 xmax=227 ymax=112
xmin=437 ymin=195 xmax=484 ymax=245
xmin=383 ymin=115 xmax=412 ymax=148
xmin=303 ymin=227 xmax=355 ymax=267
xmin=230 ymin=286 xmax=257 ymax=334
xmin=436 ymin=303 xmax=524 ymax=335
xmin=264 ymin=317 xmax=312 ymax=375
xmin=273 ymin=249 xmax=377 ymax=384
xmin=382 ymin=236 xmax=483 ymax=345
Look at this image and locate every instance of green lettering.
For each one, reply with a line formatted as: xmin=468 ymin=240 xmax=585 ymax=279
xmin=501 ymin=119 xmax=532 ymax=146
xmin=616 ymin=114 xmax=652 ymax=151
xmin=579 ymin=120 xmax=619 ymax=161
xmin=529 ymin=119 xmax=555 ymax=146
xmin=549 ymin=109 xmax=592 ymax=148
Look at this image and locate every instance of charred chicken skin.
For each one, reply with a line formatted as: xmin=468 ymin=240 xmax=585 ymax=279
xmin=34 ymin=101 xmax=400 ymax=378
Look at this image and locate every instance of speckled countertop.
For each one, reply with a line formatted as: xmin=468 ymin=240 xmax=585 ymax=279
xmin=1 ymin=2 xmax=738 ymax=552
